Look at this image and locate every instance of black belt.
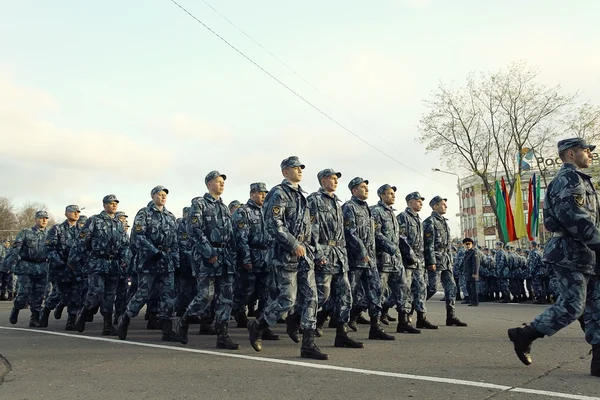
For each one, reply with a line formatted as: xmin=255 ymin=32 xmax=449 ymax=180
xmin=210 ymin=242 xmax=228 ymax=249
xmin=249 ymin=244 xmax=268 ymax=250
xmin=319 ymin=239 xmax=345 ymax=247
xmin=21 ymin=257 xmax=46 ymax=264
xmin=91 ymin=253 xmax=118 ymax=260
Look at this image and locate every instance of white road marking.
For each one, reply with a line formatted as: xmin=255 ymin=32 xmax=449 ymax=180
xmin=0 ymin=326 xmax=597 ymax=400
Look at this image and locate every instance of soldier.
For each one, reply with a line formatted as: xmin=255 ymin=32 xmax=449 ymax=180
xmin=70 ymin=195 xmax=129 ymax=335
xmin=495 ymin=242 xmax=510 ymax=303
xmin=528 ymin=241 xmax=546 ymax=304
xmin=343 ymin=177 xmax=394 ymax=340
xmin=397 ymin=192 xmax=438 ymax=329
xmin=308 ymin=169 xmax=363 ymax=347
xmin=40 ymin=205 xmax=84 ymax=330
xmin=174 ymin=207 xmax=197 ymax=317
xmin=118 ymin=185 xmax=180 ymax=342
xmin=231 ymin=183 xmax=280 ymax=341
xmin=178 ymin=171 xmax=239 ymax=350
xmin=372 ymin=184 xmax=420 ymax=334
xmin=228 ymin=200 xmax=241 ymax=215
xmin=112 ymin=211 xmax=131 ymax=325
xmin=247 ymin=156 xmax=328 ymax=360
xmin=508 ymin=138 xmax=600 ymax=377
xmin=6 ymin=211 xmax=50 ymax=326
xmin=0 ymin=240 xmax=11 ymax=300
xmin=423 ymin=196 xmax=467 ymax=327
xmin=461 ymin=237 xmax=480 ymax=306
xmin=454 ymin=242 xmax=466 ymax=302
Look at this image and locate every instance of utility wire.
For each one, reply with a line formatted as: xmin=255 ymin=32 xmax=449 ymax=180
xmin=169 ymin=0 xmax=451 ymax=186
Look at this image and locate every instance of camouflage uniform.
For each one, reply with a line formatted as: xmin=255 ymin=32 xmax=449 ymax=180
xmin=495 ymin=243 xmax=510 ymax=302
xmin=454 ymin=245 xmax=466 ymax=300
xmin=528 ymin=245 xmax=546 ymax=302
xmin=0 ymin=241 xmax=13 ymax=300
xmin=174 ymin=207 xmax=197 ymax=316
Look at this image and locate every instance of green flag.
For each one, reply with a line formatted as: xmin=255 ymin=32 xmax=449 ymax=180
xmin=495 ymin=180 xmax=508 ymax=242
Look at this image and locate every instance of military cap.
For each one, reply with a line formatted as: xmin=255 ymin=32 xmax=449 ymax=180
xmin=115 ymin=211 xmax=128 ymax=219
xmin=531 ymin=241 xmax=538 ymax=247
xmin=317 ymin=168 xmax=341 ymax=181
xmin=280 ymin=156 xmax=305 ymax=170
xmin=557 ymin=137 xmax=596 ymax=153
xmin=228 ymin=200 xmax=241 ymax=209
xmin=103 ymin=194 xmax=119 ymax=204
xmin=483 ymin=247 xmax=489 ymax=251
xmin=429 ymin=195 xmax=447 ymax=208
xmin=516 ymin=248 xmax=522 ymax=252
xmin=35 ymin=210 xmax=49 ymax=219
xmin=405 ymin=191 xmax=425 ymax=202
xmin=250 ymin=182 xmax=269 ymax=193
xmin=462 ymin=237 xmax=474 ymax=244
xmin=79 ymin=215 xmax=88 ymax=222
xmin=348 ymin=177 xmax=369 ymax=190
xmin=205 ymin=170 xmax=226 ymax=185
xmin=65 ymin=205 xmax=80 ymax=213
xmin=495 ymin=241 xmax=504 ymax=247
xmin=151 ymin=185 xmax=169 ymax=196
xmin=377 ymin=184 xmax=397 ymax=197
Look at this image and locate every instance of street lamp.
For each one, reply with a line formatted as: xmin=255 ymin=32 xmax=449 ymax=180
xmin=432 ymin=168 xmax=464 ymax=236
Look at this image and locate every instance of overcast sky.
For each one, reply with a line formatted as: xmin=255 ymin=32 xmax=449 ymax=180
xmin=1 ymin=0 xmax=599 ymax=233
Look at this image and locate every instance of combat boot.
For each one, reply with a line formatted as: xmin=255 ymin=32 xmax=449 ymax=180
xmin=328 ymin=317 xmax=338 ymax=329
xmin=396 ymin=310 xmax=421 ymax=334
xmin=380 ymin=306 xmax=390 ymax=325
xmin=54 ymin=303 xmax=65 ymax=320
xmin=533 ymin=297 xmax=546 ymax=304
xmin=334 ymin=323 xmax=364 ymax=348
xmin=9 ymin=307 xmax=19 ymax=324
xmin=199 ymin=323 xmax=216 ymax=335
xmin=75 ymin=308 xmax=89 ymax=332
xmin=38 ymin=307 xmax=51 ymax=328
xmin=102 ymin=313 xmax=118 ymax=336
xmin=262 ymin=327 xmax=280 ymax=340
xmin=507 ymin=324 xmax=544 ymax=365
xmin=591 ymin=344 xmax=600 ymax=377
xmin=147 ymin=313 xmax=161 ymax=330
xmin=177 ymin=317 xmax=190 ymax=345
xmin=348 ymin=307 xmax=361 ymax=332
xmin=356 ymin=313 xmax=370 ymax=325
xmin=216 ymin=322 xmax=240 ymax=350
xmin=161 ymin=319 xmax=182 ymax=342
xmin=117 ymin=314 xmax=131 ymax=339
xmin=236 ymin=311 xmax=249 ymax=329
xmin=300 ymin=330 xmax=328 ymax=360
xmin=0 ymin=290 xmax=5 ymax=301
xmin=29 ymin=311 xmax=40 ymax=328
xmin=315 ymin=310 xmax=329 ymax=337
xmin=446 ymin=307 xmax=467 ymax=327
xmin=65 ymin=314 xmax=76 ymax=331
xmin=368 ymin=316 xmax=395 ymax=340
xmin=285 ymin=313 xmax=301 ymax=343
xmin=248 ymin=318 xmax=268 ymax=351
xmin=416 ymin=312 xmax=438 ymax=329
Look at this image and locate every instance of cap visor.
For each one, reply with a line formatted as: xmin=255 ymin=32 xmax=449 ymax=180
xmin=221 ymin=174 xmax=227 ymax=181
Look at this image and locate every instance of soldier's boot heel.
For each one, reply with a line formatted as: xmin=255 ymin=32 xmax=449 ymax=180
xmin=416 ymin=312 xmax=438 ymax=329
xmin=396 ymin=311 xmax=421 ymax=334
xmin=591 ymin=345 xmax=600 ymax=377
xmin=54 ymin=303 xmax=65 ymax=320
xmin=29 ymin=312 xmax=40 ymax=328
xmin=248 ymin=319 xmax=267 ymax=352
xmin=117 ymin=314 xmax=131 ymax=340
xmin=368 ymin=317 xmax=395 ymax=340
xmin=38 ymin=307 xmax=51 ymax=328
xmin=75 ymin=308 xmax=88 ymax=332
xmin=507 ymin=324 xmax=543 ymax=366
xmin=445 ymin=308 xmax=467 ymax=327
xmin=216 ymin=322 xmax=240 ymax=350
xmin=285 ymin=313 xmax=301 ymax=343
xmin=262 ymin=327 xmax=280 ymax=340
xmin=334 ymin=324 xmax=364 ymax=348
xmin=9 ymin=307 xmax=19 ymax=325
xmin=65 ymin=314 xmax=76 ymax=331
xmin=177 ymin=317 xmax=190 ymax=345
xmin=300 ymin=331 xmax=328 ymax=360
xmin=161 ymin=319 xmax=182 ymax=342
xmin=102 ymin=313 xmax=118 ymax=336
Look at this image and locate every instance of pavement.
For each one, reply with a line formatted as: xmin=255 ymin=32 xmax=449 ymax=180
xmin=0 ymin=296 xmax=598 ymax=400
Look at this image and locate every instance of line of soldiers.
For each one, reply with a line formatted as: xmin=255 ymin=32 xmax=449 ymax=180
xmin=1 ymin=155 xmax=470 ymax=361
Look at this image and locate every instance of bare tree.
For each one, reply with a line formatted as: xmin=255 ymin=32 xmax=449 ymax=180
xmin=563 ymin=102 xmax=600 ymax=144
xmin=0 ymin=197 xmax=18 ymax=240
xmin=15 ymin=202 xmax=54 ymax=231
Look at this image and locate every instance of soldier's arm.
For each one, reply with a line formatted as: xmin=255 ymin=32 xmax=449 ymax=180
xmin=132 ymin=209 xmax=160 ymax=258
xmin=423 ymin=219 xmax=436 ymax=267
xmin=232 ymin=207 xmax=252 ymax=267
xmin=555 ymin=180 xmax=600 ymax=250
xmin=342 ymin=204 xmax=368 ymax=260
xmin=187 ymin=199 xmax=217 ymax=261
xmin=169 ymin=214 xmax=180 ymax=269
xmin=307 ymin=195 xmax=325 ymax=263
xmin=3 ymin=230 xmax=25 ymax=271
xmin=68 ymin=218 xmax=93 ymax=266
xmin=397 ymin=213 xmax=408 ymax=237
xmin=264 ymin=189 xmax=300 ymax=254
xmin=372 ymin=208 xmax=397 ymax=255
xmin=45 ymin=225 xmax=64 ymax=268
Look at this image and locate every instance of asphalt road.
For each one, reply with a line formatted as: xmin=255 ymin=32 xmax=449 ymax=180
xmin=0 ymin=296 xmax=598 ymax=400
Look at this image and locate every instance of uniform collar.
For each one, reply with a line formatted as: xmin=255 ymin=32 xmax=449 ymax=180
xmin=351 ymin=195 xmax=368 ymax=206
xmin=282 ymin=179 xmax=307 ymax=194
xmin=318 ymin=187 xmax=341 ymax=202
xmin=204 ymin=193 xmax=224 ymax=204
xmin=378 ymin=200 xmax=395 ymax=212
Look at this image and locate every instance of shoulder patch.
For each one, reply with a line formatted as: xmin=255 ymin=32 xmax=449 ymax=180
xmin=344 ymin=219 xmax=351 ymax=227
xmin=182 ymin=232 xmax=188 ymax=239
xmin=238 ymin=222 xmax=246 ymax=229
xmin=425 ymin=232 xmax=432 ymax=238
xmin=79 ymin=232 xmax=86 ymax=239
xmin=574 ymin=194 xmax=585 ymax=207
xmin=272 ymin=206 xmax=281 ymax=215
xmin=191 ymin=216 xmax=199 ymax=224
xmin=135 ymin=224 xmax=142 ymax=232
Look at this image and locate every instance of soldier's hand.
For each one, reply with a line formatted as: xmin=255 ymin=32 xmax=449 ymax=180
xmin=315 ymin=259 xmax=327 ymax=266
xmin=427 ymin=264 xmax=436 ymax=271
xmin=208 ymin=256 xmax=218 ymax=264
xmin=243 ymin=263 xmax=252 ymax=271
xmin=293 ymin=245 xmax=306 ymax=258
xmin=361 ymin=256 xmax=370 ymax=263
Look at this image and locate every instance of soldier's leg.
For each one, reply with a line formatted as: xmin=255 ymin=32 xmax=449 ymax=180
xmin=29 ymin=275 xmax=47 ymax=322
xmin=213 ymin=273 xmax=238 ymax=349
xmin=378 ymin=271 xmax=390 ymax=323
xmin=426 ymin=269 xmax=438 ymax=300
xmin=124 ymin=273 xmax=154 ymax=318
xmin=584 ymin=276 xmax=600 ymax=376
xmin=174 ymin=270 xmax=197 ymax=317
xmin=231 ymin=268 xmax=254 ymax=325
xmin=315 ymin=272 xmax=332 ymax=309
xmin=348 ymin=269 xmax=366 ymax=330
xmin=13 ymin=275 xmax=32 ymax=311
xmin=184 ymin=275 xmax=216 ymax=321
xmin=297 ymin=267 xmax=318 ymax=332
xmin=44 ymin=280 xmax=62 ymax=310
xmin=260 ymin=268 xmax=297 ymax=327
xmin=413 ymin=269 xmax=427 ymax=313
xmin=113 ymin=276 xmax=127 ymax=317
xmin=401 ymin=268 xmax=415 ymax=314
xmin=126 ymin=273 xmax=139 ymax=304
xmin=441 ymin=270 xmax=466 ymax=326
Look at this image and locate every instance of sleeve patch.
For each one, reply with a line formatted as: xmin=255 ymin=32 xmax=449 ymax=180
xmin=238 ymin=222 xmax=245 ymax=229
xmin=425 ymin=232 xmax=432 ymax=238
xmin=344 ymin=219 xmax=350 ymax=227
xmin=135 ymin=224 xmax=143 ymax=232
xmin=191 ymin=217 xmax=199 ymax=224
xmin=574 ymin=194 xmax=585 ymax=207
xmin=79 ymin=232 xmax=86 ymax=239
xmin=272 ymin=206 xmax=281 ymax=215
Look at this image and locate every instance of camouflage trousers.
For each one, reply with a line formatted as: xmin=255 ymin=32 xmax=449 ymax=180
xmin=532 ymin=275 xmax=548 ymax=298
xmin=532 ymin=267 xmax=600 ymax=345
xmin=45 ymin=280 xmax=83 ymax=316
xmin=497 ymin=278 xmax=510 ymax=297
xmin=409 ymin=268 xmax=427 ymax=313
xmin=0 ymin=272 xmax=14 ymax=294
xmin=549 ymin=271 xmax=559 ymax=297
xmin=316 ymin=270 xmax=352 ymax=324
xmin=14 ymin=274 xmax=47 ymax=313
xmin=427 ymin=269 xmax=456 ymax=311
xmin=262 ymin=267 xmax=318 ymax=331
xmin=113 ymin=276 xmax=128 ymax=316
xmin=174 ymin=268 xmax=197 ymax=316
xmin=126 ymin=272 xmax=175 ymax=320
xmin=349 ymin=268 xmax=382 ymax=318
xmin=459 ymin=271 xmax=469 ymax=298
xmin=477 ymin=279 xmax=488 ymax=295
xmin=83 ymin=273 xmax=120 ymax=315
xmin=127 ymin=274 xmax=159 ymax=314
xmin=232 ymin=269 xmax=272 ymax=318
xmin=381 ymin=269 xmax=408 ymax=313
xmin=184 ymin=274 xmax=234 ymax=324
xmin=126 ymin=273 xmax=138 ymax=304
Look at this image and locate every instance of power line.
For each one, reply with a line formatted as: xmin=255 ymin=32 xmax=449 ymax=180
xmin=168 ymin=0 xmax=450 ymax=187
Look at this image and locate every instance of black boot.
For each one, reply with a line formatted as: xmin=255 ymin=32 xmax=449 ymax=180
xmin=161 ymin=319 xmax=182 ymax=342
xmin=29 ymin=311 xmax=40 ymax=328
xmin=39 ymin=307 xmax=51 ymax=328
xmin=285 ymin=313 xmax=301 ymax=343
xmin=591 ymin=344 xmax=600 ymax=377
xmin=315 ymin=310 xmax=329 ymax=337
xmin=380 ymin=306 xmax=390 ymax=326
xmin=54 ymin=303 xmax=65 ymax=320
xmin=177 ymin=316 xmax=190 ymax=345
xmin=65 ymin=314 xmax=76 ymax=331
xmin=147 ymin=313 xmax=161 ymax=330
xmin=348 ymin=307 xmax=361 ymax=332
xmin=236 ymin=311 xmax=249 ymax=329
xmin=368 ymin=316 xmax=395 ymax=340
xmin=334 ymin=323 xmax=364 ymax=348
xmin=507 ymin=324 xmax=544 ymax=365
xmin=262 ymin=327 xmax=280 ymax=340
xmin=117 ymin=314 xmax=131 ymax=340
xmin=396 ymin=310 xmax=421 ymax=334
xmin=416 ymin=311 xmax=438 ymax=329
xmin=199 ymin=323 xmax=216 ymax=335
xmin=247 ymin=318 xmax=269 ymax=352
xmin=88 ymin=304 xmax=99 ymax=322
xmin=9 ymin=307 xmax=19 ymax=324
xmin=446 ymin=307 xmax=467 ymax=327
xmin=300 ymin=330 xmax=328 ymax=360
xmin=216 ymin=321 xmax=240 ymax=350
xmin=76 ymin=308 xmax=89 ymax=332
xmin=102 ymin=313 xmax=118 ymax=336
xmin=356 ymin=313 xmax=370 ymax=325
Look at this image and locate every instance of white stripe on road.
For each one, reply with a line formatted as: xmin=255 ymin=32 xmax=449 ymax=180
xmin=0 ymin=326 xmax=597 ymax=400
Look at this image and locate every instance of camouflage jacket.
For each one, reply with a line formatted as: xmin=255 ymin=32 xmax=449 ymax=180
xmin=131 ymin=203 xmax=179 ymax=274
xmin=342 ymin=196 xmax=376 ymax=270
xmin=454 ymin=246 xmax=466 ymax=272
xmin=423 ymin=211 xmax=453 ymax=270
xmin=46 ymin=220 xmax=82 ymax=281
xmin=177 ymin=217 xmax=192 ymax=274
xmin=371 ymin=201 xmax=403 ymax=273
xmin=68 ymin=211 xmax=129 ymax=276
xmin=3 ymin=226 xmax=48 ymax=276
xmin=527 ymin=249 xmax=545 ymax=277
xmin=232 ymin=199 xmax=272 ymax=272
xmin=543 ymin=163 xmax=600 ymax=275
xmin=187 ymin=193 xmax=236 ymax=277
xmin=263 ymin=180 xmax=315 ymax=272
xmin=397 ymin=207 xmax=424 ymax=269
xmin=307 ymin=188 xmax=348 ymax=275
xmin=495 ymin=249 xmax=509 ymax=278
xmin=0 ymin=246 xmax=8 ymax=273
